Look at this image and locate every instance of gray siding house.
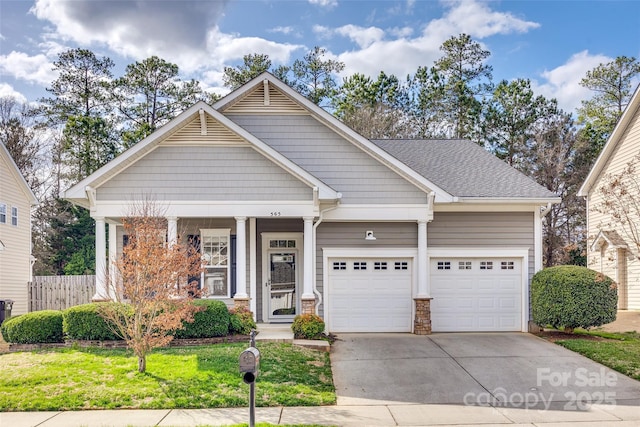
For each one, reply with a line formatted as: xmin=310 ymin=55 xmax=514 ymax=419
xmin=63 ymin=73 xmax=558 ymax=334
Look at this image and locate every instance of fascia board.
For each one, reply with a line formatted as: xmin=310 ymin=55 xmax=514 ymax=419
xmin=1 ymin=143 xmax=37 ymax=205
xmin=454 ymin=197 xmax=562 ymax=205
xmin=578 ymin=83 xmax=640 ymax=197
xmin=216 ymin=72 xmax=454 ymax=202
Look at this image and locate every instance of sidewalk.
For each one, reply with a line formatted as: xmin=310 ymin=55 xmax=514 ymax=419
xmin=2 ymin=401 xmax=640 ymax=427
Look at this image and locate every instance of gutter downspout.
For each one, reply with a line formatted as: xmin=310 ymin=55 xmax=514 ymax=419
xmin=312 ymin=194 xmax=342 ymax=314
xmin=540 ymin=202 xmax=552 ymax=218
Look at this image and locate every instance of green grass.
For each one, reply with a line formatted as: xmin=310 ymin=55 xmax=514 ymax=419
xmin=0 ymin=343 xmax=335 ymax=411
xmin=554 ymin=331 xmax=640 ymax=381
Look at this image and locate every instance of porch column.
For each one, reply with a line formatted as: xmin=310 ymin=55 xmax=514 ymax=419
xmin=93 ymin=217 xmax=108 ymax=301
xmin=302 ymin=216 xmax=315 ymax=314
xmin=234 ymin=217 xmax=249 ymax=306
xmin=167 ymin=216 xmax=178 ymax=247
xmin=108 ymin=222 xmax=118 ymax=297
xmin=414 ymin=220 xmax=432 ymax=334
xmin=417 ymin=220 xmax=428 ymax=297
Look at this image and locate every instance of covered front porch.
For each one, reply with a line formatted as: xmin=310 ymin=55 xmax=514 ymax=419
xmin=93 ymin=215 xmax=319 ymax=323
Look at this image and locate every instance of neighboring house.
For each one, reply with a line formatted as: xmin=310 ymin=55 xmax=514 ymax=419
xmin=62 ymin=73 xmax=558 ymax=334
xmin=0 ymin=142 xmax=37 ymax=316
xmin=579 ymin=84 xmax=640 ymax=311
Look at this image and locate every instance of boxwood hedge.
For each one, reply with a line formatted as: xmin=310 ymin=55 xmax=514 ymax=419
xmin=0 ymin=310 xmax=64 ymax=344
xmin=63 ymin=303 xmax=123 ymax=341
xmin=531 ymin=265 xmax=617 ymax=331
xmin=174 ymin=299 xmax=230 ymax=338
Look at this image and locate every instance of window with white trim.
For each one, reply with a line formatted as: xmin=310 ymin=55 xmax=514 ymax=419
xmin=0 ymin=203 xmax=6 ymax=224
xmin=480 ymin=261 xmax=493 ymax=270
xmin=200 ymin=229 xmax=230 ymax=297
xmin=501 ymin=261 xmax=515 ymax=270
xmin=333 ymin=261 xmax=346 ymax=270
xmin=11 ymin=207 xmax=18 ymax=226
xmin=458 ymin=261 xmax=472 ymax=270
xmin=353 ymin=261 xmax=367 ymax=270
xmin=437 ymin=261 xmax=451 ymax=270
xmin=374 ymin=261 xmax=387 ymax=270
xmin=395 ymin=261 xmax=408 ymax=270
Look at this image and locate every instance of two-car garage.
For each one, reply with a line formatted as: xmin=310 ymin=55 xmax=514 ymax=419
xmin=325 ymin=249 xmax=527 ymax=333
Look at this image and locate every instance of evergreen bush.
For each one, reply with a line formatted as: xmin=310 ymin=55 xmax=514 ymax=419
xmin=291 ymin=313 xmax=325 ymax=339
xmin=0 ymin=310 xmax=64 ymax=343
xmin=63 ymin=303 xmax=122 ymax=341
xmin=531 ymin=265 xmax=617 ymax=331
xmin=174 ymin=299 xmax=230 ymax=338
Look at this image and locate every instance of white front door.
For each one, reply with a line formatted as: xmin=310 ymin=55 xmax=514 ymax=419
xmin=262 ymin=233 xmax=303 ymax=322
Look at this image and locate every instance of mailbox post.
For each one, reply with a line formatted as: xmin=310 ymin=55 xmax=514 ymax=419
xmin=239 ymin=330 xmax=260 ymax=427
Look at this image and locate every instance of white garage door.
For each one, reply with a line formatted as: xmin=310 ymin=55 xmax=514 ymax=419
xmin=328 ymin=258 xmax=412 ymax=332
xmin=430 ymin=257 xmax=522 ymax=332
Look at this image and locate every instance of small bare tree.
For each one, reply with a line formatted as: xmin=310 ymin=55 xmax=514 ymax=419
xmin=99 ymin=202 xmax=203 ymax=373
xmin=596 ymin=152 xmax=640 ymax=258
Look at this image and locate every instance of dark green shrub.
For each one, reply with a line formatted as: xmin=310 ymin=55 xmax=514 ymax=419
xmin=63 ymin=303 xmax=122 ymax=341
xmin=174 ymin=299 xmax=230 ymax=338
xmin=291 ymin=313 xmax=325 ymax=339
xmin=229 ymin=307 xmax=256 ymax=335
xmin=531 ymin=265 xmax=617 ymax=331
xmin=0 ymin=310 xmax=64 ymax=343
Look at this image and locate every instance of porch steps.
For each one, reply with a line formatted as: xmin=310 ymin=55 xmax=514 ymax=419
xmin=255 ymin=323 xmax=330 ymax=352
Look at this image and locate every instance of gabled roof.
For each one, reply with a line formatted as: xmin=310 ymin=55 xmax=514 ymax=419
xmin=591 ymin=229 xmax=629 ymax=252
xmin=579 ymin=83 xmax=640 ymax=197
xmin=0 ymin=142 xmax=37 ymax=205
xmin=215 ymin=72 xmax=455 ymax=202
xmin=372 ymin=139 xmax=559 ymax=202
xmin=62 ymin=101 xmax=340 ymax=208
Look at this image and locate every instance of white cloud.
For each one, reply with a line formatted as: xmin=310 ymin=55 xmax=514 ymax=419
xmin=308 ymin=0 xmax=338 ymax=8
xmin=269 ymin=26 xmax=295 ymax=35
xmin=532 ymin=50 xmax=611 ymax=113
xmin=29 ymin=0 xmax=304 ymax=88
xmin=0 ymin=83 xmax=28 ymax=104
xmin=0 ymin=51 xmax=56 ymax=86
xmin=331 ymin=0 xmax=541 ymax=80
xmin=335 ymin=25 xmax=385 ymax=49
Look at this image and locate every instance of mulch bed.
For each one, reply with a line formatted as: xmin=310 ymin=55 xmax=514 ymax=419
xmin=534 ymin=330 xmax=614 ymax=343
xmin=2 ymin=334 xmax=251 ymax=353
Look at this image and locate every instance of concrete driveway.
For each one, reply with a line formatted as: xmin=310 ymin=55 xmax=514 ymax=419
xmin=331 ymin=332 xmax=640 ymax=410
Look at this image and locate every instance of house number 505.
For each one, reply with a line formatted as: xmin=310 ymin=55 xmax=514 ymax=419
xmin=270 ymin=212 xmax=282 ymax=217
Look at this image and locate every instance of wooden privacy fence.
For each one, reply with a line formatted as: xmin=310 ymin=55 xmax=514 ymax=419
xmin=29 ymin=275 xmax=96 ymax=312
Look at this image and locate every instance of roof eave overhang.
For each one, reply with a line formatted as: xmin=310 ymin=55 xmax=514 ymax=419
xmin=452 ymin=197 xmax=562 ymax=205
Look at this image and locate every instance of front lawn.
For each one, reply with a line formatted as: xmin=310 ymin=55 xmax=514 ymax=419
xmin=543 ymin=330 xmax=640 ymax=381
xmin=0 ymin=343 xmax=335 ymax=411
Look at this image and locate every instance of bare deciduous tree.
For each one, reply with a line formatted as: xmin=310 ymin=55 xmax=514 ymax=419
xmin=596 ymin=152 xmax=640 ymax=258
xmin=99 ymin=202 xmax=204 ymax=373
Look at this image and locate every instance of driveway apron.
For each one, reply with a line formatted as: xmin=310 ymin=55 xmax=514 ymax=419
xmin=330 ymin=332 xmax=640 ymax=409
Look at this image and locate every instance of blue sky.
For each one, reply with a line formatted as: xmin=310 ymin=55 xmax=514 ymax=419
xmin=1 ymin=0 xmax=639 ymax=114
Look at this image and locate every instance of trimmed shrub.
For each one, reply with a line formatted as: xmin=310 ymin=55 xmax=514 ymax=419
xmin=531 ymin=265 xmax=617 ymax=331
xmin=63 ymin=303 xmax=123 ymax=341
xmin=229 ymin=307 xmax=256 ymax=335
xmin=174 ymin=299 xmax=230 ymax=338
xmin=291 ymin=313 xmax=325 ymax=339
xmin=0 ymin=310 xmax=64 ymax=343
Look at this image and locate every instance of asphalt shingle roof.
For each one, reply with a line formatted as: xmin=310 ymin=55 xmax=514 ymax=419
xmin=371 ymin=139 xmax=557 ymax=199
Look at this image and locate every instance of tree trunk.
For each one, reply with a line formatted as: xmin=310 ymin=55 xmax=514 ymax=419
xmin=138 ymin=355 xmax=146 ymax=373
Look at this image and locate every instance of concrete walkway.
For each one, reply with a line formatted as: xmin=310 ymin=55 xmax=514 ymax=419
xmin=2 ymin=402 xmax=640 ymax=427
